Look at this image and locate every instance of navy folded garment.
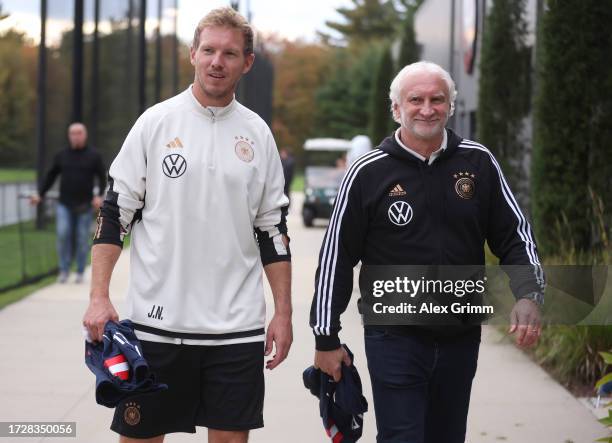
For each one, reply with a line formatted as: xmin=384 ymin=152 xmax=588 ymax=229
xmin=303 ymin=344 xmax=368 ymax=442
xmin=84 ymin=319 xmax=167 ymax=407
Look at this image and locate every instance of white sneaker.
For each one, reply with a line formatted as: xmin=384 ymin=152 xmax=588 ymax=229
xmin=75 ymin=273 xmax=85 ymax=284
xmin=58 ymin=272 xmax=69 ymax=284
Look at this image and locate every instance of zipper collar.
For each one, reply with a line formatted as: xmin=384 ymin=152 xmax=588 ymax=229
xmin=379 ymin=128 xmax=462 ymax=164
xmin=394 ymin=128 xmax=447 ymax=165
xmin=186 ymin=85 xmax=237 ymax=121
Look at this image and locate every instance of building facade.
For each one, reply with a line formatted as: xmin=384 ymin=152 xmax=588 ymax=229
xmin=414 ymin=0 xmax=539 ymax=140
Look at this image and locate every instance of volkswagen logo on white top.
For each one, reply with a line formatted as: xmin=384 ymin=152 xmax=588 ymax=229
xmin=388 ymin=200 xmax=413 ymax=226
xmin=162 ymin=154 xmax=187 ymax=178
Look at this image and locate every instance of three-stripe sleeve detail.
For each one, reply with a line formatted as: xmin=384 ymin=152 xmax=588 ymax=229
xmin=313 ymin=150 xmax=388 ymax=336
xmin=458 ymin=140 xmax=545 ymax=289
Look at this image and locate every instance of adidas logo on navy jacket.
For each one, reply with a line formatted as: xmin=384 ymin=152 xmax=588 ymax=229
xmin=85 ymin=320 xmax=167 ymax=407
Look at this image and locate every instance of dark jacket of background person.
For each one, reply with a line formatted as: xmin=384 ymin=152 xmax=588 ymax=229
xmin=39 ymin=145 xmax=106 ymax=211
xmin=280 ymin=150 xmax=295 ymax=198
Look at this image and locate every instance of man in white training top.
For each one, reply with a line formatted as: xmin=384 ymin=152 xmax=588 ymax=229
xmin=83 ymin=7 xmax=292 ymax=443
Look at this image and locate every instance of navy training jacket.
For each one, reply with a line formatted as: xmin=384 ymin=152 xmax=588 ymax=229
xmin=310 ymin=129 xmax=545 ymax=350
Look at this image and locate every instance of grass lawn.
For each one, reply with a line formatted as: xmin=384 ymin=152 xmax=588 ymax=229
xmin=0 ymin=169 xmax=36 ymax=183
xmin=0 ymin=216 xmax=115 ymax=310
xmin=0 ymin=220 xmax=57 ymax=290
xmin=290 ymin=173 xmax=304 ymax=192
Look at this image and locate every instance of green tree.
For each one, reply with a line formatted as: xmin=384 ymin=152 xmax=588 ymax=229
xmin=395 ymin=0 xmax=422 ymax=67
xmin=392 ymin=10 xmax=420 ymax=137
xmin=393 ymin=0 xmax=424 ymax=12
xmin=368 ymin=44 xmax=395 ymax=144
xmin=263 ymin=35 xmax=332 ymax=162
xmin=315 ymin=0 xmax=425 ymax=143
xmin=315 ymin=47 xmax=379 ymax=139
xmin=0 ymin=30 xmax=35 ymax=167
xmin=80 ymin=19 xmax=142 ymax=163
xmin=396 ymin=14 xmax=419 ymax=70
xmin=314 ymin=52 xmax=356 ymax=138
xmin=321 ymin=0 xmax=400 ymax=48
xmin=477 ymin=0 xmax=531 ymax=206
xmin=532 ymin=0 xmax=612 ymax=256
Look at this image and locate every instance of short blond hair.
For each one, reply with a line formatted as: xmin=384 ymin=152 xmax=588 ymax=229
xmin=191 ymin=7 xmax=254 ymax=55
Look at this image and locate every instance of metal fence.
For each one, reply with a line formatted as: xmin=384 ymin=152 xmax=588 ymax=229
xmin=0 ymin=182 xmax=37 ymax=227
xmin=0 ymin=182 xmax=59 ymax=292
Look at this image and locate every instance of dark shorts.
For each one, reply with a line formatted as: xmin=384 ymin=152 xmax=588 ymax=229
xmin=111 ymin=340 xmax=265 ymax=438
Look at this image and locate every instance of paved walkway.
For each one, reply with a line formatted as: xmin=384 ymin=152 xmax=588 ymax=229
xmin=0 ymin=193 xmax=607 ymax=442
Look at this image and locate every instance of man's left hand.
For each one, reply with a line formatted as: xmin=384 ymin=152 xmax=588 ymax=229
xmin=92 ymin=196 xmax=103 ymax=210
xmin=264 ymin=313 xmax=292 ymax=370
xmin=508 ymin=298 xmax=542 ymax=348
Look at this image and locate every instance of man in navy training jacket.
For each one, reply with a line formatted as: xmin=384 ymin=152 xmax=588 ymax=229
xmin=310 ymin=61 xmax=545 ymax=443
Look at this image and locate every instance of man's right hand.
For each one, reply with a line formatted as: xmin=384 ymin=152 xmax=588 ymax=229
xmin=314 ymin=347 xmax=352 ymax=382
xmin=29 ymin=194 xmax=41 ymax=206
xmin=82 ymin=295 xmax=119 ymax=342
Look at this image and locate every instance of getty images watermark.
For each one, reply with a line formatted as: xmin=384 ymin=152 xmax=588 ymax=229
xmin=371 ymin=275 xmax=491 ymax=315
xmin=358 ymin=265 xmax=611 ymax=326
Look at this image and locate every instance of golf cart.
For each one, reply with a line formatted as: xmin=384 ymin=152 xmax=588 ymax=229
xmin=301 ymin=138 xmax=351 ymax=227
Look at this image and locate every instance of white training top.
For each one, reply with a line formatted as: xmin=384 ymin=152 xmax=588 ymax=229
xmin=107 ymin=87 xmax=289 ymax=345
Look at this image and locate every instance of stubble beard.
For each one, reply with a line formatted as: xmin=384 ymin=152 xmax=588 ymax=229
xmin=402 ymin=113 xmax=448 ymax=141
xmin=195 ymin=69 xmax=236 ymax=102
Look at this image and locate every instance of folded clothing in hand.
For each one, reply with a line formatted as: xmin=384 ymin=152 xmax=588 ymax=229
xmin=85 ymin=319 xmax=167 ymax=407
xmin=303 ymin=344 xmax=368 ymax=443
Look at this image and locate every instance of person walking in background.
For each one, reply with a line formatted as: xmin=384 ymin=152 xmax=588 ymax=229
xmin=279 ymin=147 xmax=295 ymax=206
xmin=335 ymin=153 xmax=347 ymax=170
xmin=30 ymin=122 xmax=106 ymax=284
xmin=346 ymin=134 xmax=372 ymax=167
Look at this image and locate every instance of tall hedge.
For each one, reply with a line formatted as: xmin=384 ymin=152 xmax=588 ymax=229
xmin=368 ymin=45 xmax=395 ymax=145
xmin=532 ymin=0 xmax=612 ymax=255
xmin=477 ymin=0 xmax=531 ymax=207
xmin=396 ymin=14 xmax=419 ymax=71
xmin=315 ymin=48 xmax=379 ymax=139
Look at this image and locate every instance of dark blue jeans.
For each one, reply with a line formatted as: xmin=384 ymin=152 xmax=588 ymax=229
xmin=364 ymin=327 xmax=481 ymax=443
xmin=56 ymin=203 xmax=92 ymax=274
